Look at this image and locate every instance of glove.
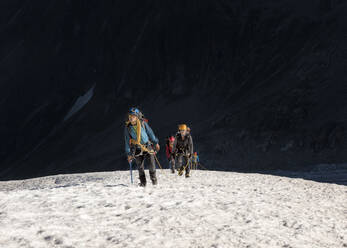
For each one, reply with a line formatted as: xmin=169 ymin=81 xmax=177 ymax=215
xmin=127 ymin=155 xmax=134 ymax=163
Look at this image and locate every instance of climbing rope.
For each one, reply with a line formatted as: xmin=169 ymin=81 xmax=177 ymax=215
xmin=129 ymin=139 xmax=155 ymax=155
xmin=178 ymin=155 xmax=191 ymax=176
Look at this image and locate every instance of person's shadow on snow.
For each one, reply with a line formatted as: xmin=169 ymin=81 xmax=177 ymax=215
xmin=104 ymin=184 xmax=129 ymax=188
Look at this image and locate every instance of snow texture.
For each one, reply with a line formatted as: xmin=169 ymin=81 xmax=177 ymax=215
xmin=63 ymin=84 xmax=95 ymax=122
xmin=0 ymin=170 xmax=346 ymax=248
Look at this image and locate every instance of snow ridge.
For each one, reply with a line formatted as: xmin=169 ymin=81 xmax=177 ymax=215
xmin=0 ymin=170 xmax=346 ymax=248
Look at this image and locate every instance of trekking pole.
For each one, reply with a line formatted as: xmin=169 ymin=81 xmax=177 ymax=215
xmin=128 ymin=159 xmax=134 ymax=184
xmin=153 ymin=153 xmax=163 ymax=170
xmin=189 ymin=159 xmax=192 ymax=175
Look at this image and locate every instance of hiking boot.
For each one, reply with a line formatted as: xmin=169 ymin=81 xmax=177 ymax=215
xmin=171 ymin=168 xmax=175 ymax=174
xmin=185 ymin=173 xmax=190 ymax=178
xmin=178 ymin=168 xmax=184 ymax=176
xmin=139 ymin=175 xmax=146 ymax=187
xmin=149 ymin=172 xmax=157 ymax=185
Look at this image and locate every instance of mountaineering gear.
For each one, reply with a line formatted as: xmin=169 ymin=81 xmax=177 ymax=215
xmin=127 ymin=108 xmax=149 ymax=130
xmin=177 ymin=155 xmax=191 ymax=177
xmin=178 ymin=124 xmax=187 ymax=131
xmin=173 ymin=132 xmax=193 ymax=157
xmin=129 ymin=161 xmax=134 ymax=184
xmin=153 ymin=153 xmax=163 ymax=170
xmin=124 ymin=108 xmax=159 ymax=186
xmin=129 ymin=107 xmax=141 ymax=117
xmin=173 ymin=125 xmax=193 ymax=177
xmin=128 ymin=107 xmax=149 ymax=122
xmin=124 ymin=119 xmax=159 ymax=156
xmin=150 ymin=171 xmax=158 ymax=185
xmin=166 ymin=136 xmax=176 ymax=173
xmin=139 ymin=174 xmax=146 ymax=187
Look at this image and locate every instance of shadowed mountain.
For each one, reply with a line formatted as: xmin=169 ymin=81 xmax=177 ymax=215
xmin=1 ymin=0 xmax=347 ymax=180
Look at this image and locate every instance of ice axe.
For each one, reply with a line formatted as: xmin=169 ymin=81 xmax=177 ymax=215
xmin=128 ymin=156 xmax=135 ymax=184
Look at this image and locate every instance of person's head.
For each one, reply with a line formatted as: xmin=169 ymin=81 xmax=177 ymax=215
xmin=194 ymin=152 xmax=197 ymax=156
xmin=178 ymin=124 xmax=188 ymax=136
xmin=168 ymin=136 xmax=175 ymax=144
xmin=128 ymin=107 xmax=140 ymax=124
xmin=128 ymin=114 xmax=138 ymax=124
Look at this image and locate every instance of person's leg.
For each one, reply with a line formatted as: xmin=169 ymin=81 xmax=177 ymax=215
xmin=147 ymin=153 xmax=157 ymax=185
xmin=170 ymin=156 xmax=175 ymax=173
xmin=177 ymin=154 xmax=184 ymax=176
xmin=135 ymin=155 xmax=146 ymax=186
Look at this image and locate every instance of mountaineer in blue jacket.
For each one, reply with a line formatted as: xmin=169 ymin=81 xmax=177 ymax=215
xmin=124 ymin=108 xmax=160 ymax=186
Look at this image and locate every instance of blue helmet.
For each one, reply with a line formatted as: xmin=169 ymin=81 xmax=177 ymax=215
xmin=129 ymin=107 xmax=141 ymax=117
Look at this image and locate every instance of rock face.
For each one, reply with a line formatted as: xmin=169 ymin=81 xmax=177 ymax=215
xmin=1 ymin=1 xmax=347 ymax=179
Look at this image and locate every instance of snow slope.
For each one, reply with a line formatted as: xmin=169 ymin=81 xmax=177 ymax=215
xmin=0 ymin=170 xmax=346 ymax=248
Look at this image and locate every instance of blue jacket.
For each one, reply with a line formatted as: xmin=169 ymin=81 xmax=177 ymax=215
xmin=124 ymin=121 xmax=159 ymax=155
xmin=192 ymin=155 xmax=200 ymax=163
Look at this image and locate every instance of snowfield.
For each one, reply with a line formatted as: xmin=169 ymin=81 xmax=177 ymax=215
xmin=0 ymin=170 xmax=346 ymax=248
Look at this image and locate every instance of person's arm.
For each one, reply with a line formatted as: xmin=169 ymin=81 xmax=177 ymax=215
xmin=172 ymin=137 xmax=177 ymax=154
xmin=144 ymin=122 xmax=159 ymax=145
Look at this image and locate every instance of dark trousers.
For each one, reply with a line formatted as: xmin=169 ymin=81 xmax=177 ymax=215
xmin=176 ymin=154 xmax=190 ymax=175
xmin=168 ymin=156 xmax=176 ymax=172
xmin=135 ymin=152 xmax=156 ymax=182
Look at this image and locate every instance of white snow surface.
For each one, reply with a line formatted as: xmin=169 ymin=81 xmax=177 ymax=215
xmin=0 ymin=170 xmax=346 ymax=248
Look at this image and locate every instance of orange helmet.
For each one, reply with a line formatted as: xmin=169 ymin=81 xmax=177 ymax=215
xmin=178 ymin=124 xmax=187 ymax=131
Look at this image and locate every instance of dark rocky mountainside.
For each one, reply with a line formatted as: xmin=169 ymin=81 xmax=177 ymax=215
xmin=1 ymin=0 xmax=347 ymax=180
